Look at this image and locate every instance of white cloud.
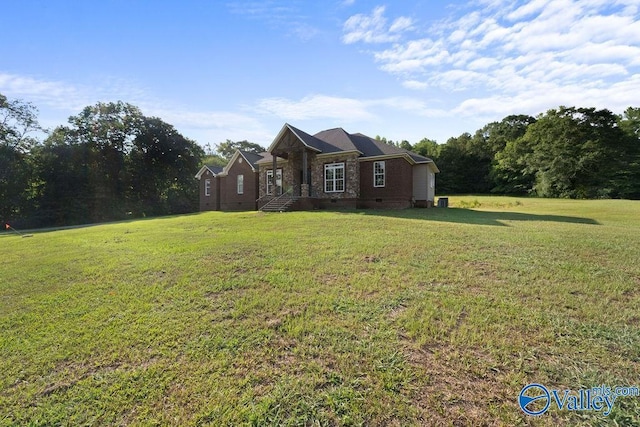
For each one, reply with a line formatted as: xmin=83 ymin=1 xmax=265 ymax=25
xmin=255 ymin=94 xmax=449 ymax=122
xmin=291 ymin=23 xmax=321 ymax=42
xmin=375 ymin=39 xmax=451 ymax=74
xmin=158 ymin=109 xmax=271 ymax=146
xmin=402 ymin=80 xmax=429 ymax=90
xmin=342 ymin=6 xmax=413 ymax=44
xmin=370 ymin=96 xmax=426 ymax=111
xmin=433 ymin=69 xmax=491 ymax=91
xmin=389 ymin=16 xmax=414 ymax=33
xmin=0 ymin=73 xmax=86 ymax=111
xmin=226 ymin=1 xmax=322 ymax=41
xmin=507 ymin=0 xmax=553 ymax=21
xmin=343 ymin=0 xmax=640 ymax=119
xmin=371 ymin=96 xmax=448 ymax=117
xmin=468 ymin=57 xmax=500 ymax=70
xmin=0 ymin=72 xmax=153 ymax=114
xmin=0 ymin=72 xmax=271 ymax=145
xmin=150 ymin=109 xmax=260 ymax=130
xmin=256 ymin=95 xmax=374 ymax=121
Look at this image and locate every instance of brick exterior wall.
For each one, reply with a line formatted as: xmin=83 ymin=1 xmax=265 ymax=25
xmin=219 ymin=155 xmax=258 ymax=211
xmin=254 ymin=153 xmax=429 ymax=210
xmin=199 ymin=171 xmax=219 ymax=211
xmin=358 ymin=157 xmax=413 ymax=209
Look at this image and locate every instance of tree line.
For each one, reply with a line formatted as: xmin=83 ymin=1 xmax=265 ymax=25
xmin=1 ymin=95 xmax=205 ymax=228
xmin=2 ymin=93 xmax=639 ymax=229
xmin=387 ymin=107 xmax=640 ymax=199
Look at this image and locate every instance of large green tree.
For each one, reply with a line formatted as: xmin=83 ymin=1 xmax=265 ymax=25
xmin=616 ymin=107 xmax=640 ymax=198
xmin=430 ymin=116 xmax=537 ymax=195
xmin=35 ymin=102 xmax=204 ymax=225
xmin=127 ymin=117 xmax=204 ymax=216
xmin=0 ymin=94 xmax=40 ymax=151
xmin=412 ymin=138 xmax=440 ymax=158
xmin=216 ymin=139 xmax=265 ymax=159
xmin=435 ymin=132 xmax=493 ymax=194
xmin=488 ymin=115 xmax=537 ymax=194
xmin=68 ymin=102 xmax=145 ymax=220
xmin=524 ymin=107 xmax=627 ymax=198
xmin=0 ymin=94 xmax=41 ymax=224
xmin=31 ymin=131 xmax=94 ymax=226
xmin=481 ymin=115 xmax=536 ymax=154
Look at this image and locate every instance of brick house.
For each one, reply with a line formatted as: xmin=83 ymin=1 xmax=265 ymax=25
xmin=195 ymin=150 xmax=262 ymax=211
xmin=196 ymin=123 xmax=439 ymax=211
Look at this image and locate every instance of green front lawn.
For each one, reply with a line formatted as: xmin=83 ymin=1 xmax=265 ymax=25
xmin=1 ymin=196 xmax=639 ymax=425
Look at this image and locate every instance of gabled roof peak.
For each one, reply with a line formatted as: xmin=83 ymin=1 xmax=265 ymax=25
xmin=318 ymin=126 xmax=349 ymax=133
xmin=262 ymin=123 xmax=438 ymax=171
xmin=195 ymin=164 xmax=223 ymax=179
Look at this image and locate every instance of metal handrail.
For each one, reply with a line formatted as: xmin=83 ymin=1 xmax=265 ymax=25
xmin=256 ymin=194 xmax=273 ymax=203
xmin=259 ymin=189 xmax=296 ymax=211
xmin=256 ymin=187 xmax=291 ymax=203
xmin=269 ymin=188 xmax=293 ymax=203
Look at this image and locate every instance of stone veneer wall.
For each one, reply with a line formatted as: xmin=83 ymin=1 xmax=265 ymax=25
xmin=259 ymin=153 xmax=360 ymax=201
xmin=284 ymin=152 xmax=301 ymax=195
xmin=311 ymin=154 xmax=359 ymax=199
xmin=258 ymin=160 xmax=293 ymax=198
xmin=258 ymin=165 xmax=266 ymax=199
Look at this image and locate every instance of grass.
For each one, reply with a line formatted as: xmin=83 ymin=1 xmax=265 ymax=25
xmin=1 ymin=196 xmax=639 ymax=426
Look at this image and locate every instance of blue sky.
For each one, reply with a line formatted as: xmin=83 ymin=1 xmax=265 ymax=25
xmin=1 ymin=0 xmax=639 ymax=147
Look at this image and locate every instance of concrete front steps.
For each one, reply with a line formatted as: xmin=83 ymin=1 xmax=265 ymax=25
xmin=259 ymin=195 xmax=298 ymax=212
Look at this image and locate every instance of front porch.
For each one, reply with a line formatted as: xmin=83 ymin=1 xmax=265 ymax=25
xmin=257 ymin=125 xmax=362 ymax=208
xmin=256 ymin=124 xmax=323 ymax=205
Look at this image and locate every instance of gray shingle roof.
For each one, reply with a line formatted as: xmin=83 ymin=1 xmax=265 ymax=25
xmin=317 ymin=129 xmax=435 ymax=164
xmin=347 ymin=132 xmax=405 ymax=157
xmin=238 ymin=150 xmax=265 ymax=170
xmin=195 ymin=164 xmax=224 ymax=179
xmin=312 ymin=128 xmax=359 ymax=153
xmin=258 ymin=123 xmax=437 ymax=168
xmin=205 ymin=165 xmax=224 ymax=174
xmin=285 ymin=124 xmax=341 ymax=153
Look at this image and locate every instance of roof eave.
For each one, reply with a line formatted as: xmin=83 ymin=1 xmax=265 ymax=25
xmin=316 ymin=149 xmax=363 ymax=159
xmin=255 ymin=156 xmax=288 ymax=166
xmin=359 ymin=153 xmax=440 ymax=172
xmin=237 ymin=151 xmax=258 ymax=172
xmin=195 ymin=165 xmax=217 ymax=179
xmin=287 ymin=126 xmax=322 ymax=152
xmin=218 ymin=150 xmax=241 ymax=176
xmin=358 ymin=153 xmax=415 ymax=163
xmin=266 ymin=123 xmax=322 ymax=154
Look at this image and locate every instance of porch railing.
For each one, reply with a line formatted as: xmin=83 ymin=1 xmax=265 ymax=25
xmin=258 ymin=188 xmax=297 ymax=212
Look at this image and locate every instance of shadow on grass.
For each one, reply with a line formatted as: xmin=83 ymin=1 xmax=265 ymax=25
xmin=357 ymin=207 xmax=600 ymax=227
xmin=0 ymin=212 xmax=203 ymax=238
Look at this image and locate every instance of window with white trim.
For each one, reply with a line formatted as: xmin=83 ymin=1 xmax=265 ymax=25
xmin=266 ymin=169 xmax=282 ymax=195
xmin=204 ymin=179 xmax=211 ymax=196
xmin=324 ymin=162 xmax=345 ymax=193
xmin=237 ymin=174 xmax=244 ymax=194
xmin=374 ymin=161 xmax=385 ymax=187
